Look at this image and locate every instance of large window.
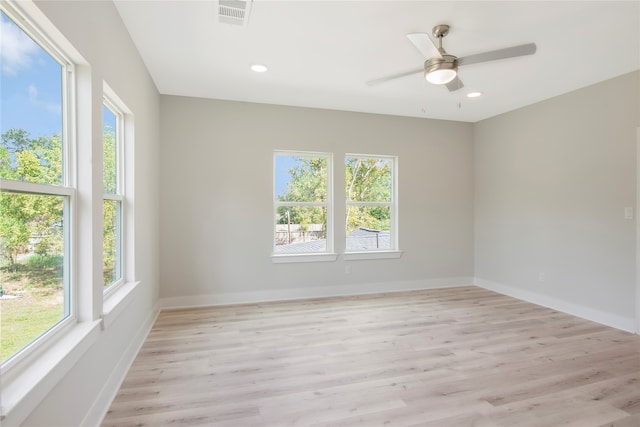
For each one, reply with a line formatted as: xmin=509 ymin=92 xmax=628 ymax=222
xmin=0 ymin=9 xmax=74 ymax=364
xmin=273 ymin=151 xmax=333 ymax=255
xmin=345 ymin=155 xmax=396 ymax=252
xmin=102 ymin=100 xmax=124 ymax=291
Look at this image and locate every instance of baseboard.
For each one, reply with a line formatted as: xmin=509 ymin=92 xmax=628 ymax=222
xmin=81 ymin=301 xmax=160 ymax=427
xmin=474 ymin=278 xmax=637 ymax=333
xmin=159 ymin=277 xmax=473 ymax=310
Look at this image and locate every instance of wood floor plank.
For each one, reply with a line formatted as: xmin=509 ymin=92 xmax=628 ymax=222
xmin=103 ymin=287 xmax=640 ymax=426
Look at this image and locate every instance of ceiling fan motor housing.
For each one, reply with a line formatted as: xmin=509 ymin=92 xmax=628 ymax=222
xmin=424 ymin=54 xmax=458 ymax=83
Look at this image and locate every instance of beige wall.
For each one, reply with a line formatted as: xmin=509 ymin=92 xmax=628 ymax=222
xmin=159 ymin=97 xmax=475 ymax=304
xmin=474 ymin=71 xmax=639 ymax=328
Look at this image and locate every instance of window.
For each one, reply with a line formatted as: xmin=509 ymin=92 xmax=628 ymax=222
xmin=273 ymin=151 xmax=333 ymax=258
xmin=102 ymin=99 xmax=124 ymax=291
xmin=345 ymin=155 xmax=397 ymax=252
xmin=0 ymin=9 xmax=74 ymax=364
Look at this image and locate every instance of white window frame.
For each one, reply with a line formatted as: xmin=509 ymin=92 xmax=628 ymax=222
xmin=344 ymin=153 xmax=401 ymax=260
xmin=102 ymin=94 xmax=125 ymax=295
xmin=0 ymin=3 xmax=77 ymax=371
xmin=272 ymin=150 xmax=336 ymax=263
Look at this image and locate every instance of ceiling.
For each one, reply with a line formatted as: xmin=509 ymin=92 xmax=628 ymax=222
xmin=114 ymin=1 xmax=640 ymax=123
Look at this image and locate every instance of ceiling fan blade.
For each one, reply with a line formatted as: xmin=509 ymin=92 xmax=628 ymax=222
xmin=446 ymin=76 xmax=464 ymax=92
xmin=406 ymin=33 xmax=442 ymax=59
xmin=366 ymin=67 xmax=423 ymax=86
xmin=457 ymin=43 xmax=536 ymax=67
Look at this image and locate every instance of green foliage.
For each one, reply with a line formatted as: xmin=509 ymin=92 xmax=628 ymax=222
xmin=103 ymin=199 xmax=118 ymax=285
xmin=0 ymin=126 xmax=117 ymax=283
xmin=1 ymin=129 xmax=63 ymax=184
xmin=102 ymin=125 xmax=119 ymax=285
xmin=0 ymin=129 xmax=64 ymax=264
xmin=25 ymin=254 xmax=63 ymax=270
xmin=345 ymin=157 xmax=392 ymax=234
xmin=280 ymin=157 xmax=327 ymax=203
xmin=103 ymin=124 xmax=117 ymax=194
xmin=276 ymin=155 xmax=392 ymax=239
xmin=345 ymin=157 xmax=391 ymax=202
xmin=277 ymin=157 xmax=328 ymax=235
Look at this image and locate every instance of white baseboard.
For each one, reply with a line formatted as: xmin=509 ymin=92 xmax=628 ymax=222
xmin=159 ymin=277 xmax=473 ymax=310
xmin=475 ymin=278 xmax=637 ymax=333
xmin=82 ymin=301 xmax=160 ymax=427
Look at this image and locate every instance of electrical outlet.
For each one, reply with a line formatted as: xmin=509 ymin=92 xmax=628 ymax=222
xmin=539 ymin=272 xmax=546 ymax=282
xmin=345 ymin=264 xmax=352 ymax=274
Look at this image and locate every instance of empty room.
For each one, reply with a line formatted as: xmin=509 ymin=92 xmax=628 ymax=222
xmin=0 ymin=0 xmax=639 ymax=426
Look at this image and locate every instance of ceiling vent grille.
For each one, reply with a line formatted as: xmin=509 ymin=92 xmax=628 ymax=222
xmin=218 ymin=0 xmax=253 ymax=26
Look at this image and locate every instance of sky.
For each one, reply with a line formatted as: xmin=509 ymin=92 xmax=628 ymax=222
xmin=1 ymin=11 xmax=63 ymax=139
xmin=275 ymin=155 xmax=297 ymax=198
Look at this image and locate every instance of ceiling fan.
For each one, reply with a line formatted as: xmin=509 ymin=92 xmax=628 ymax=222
xmin=367 ymin=24 xmax=537 ymax=91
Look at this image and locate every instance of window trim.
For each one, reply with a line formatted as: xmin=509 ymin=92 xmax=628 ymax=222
xmin=344 ymin=153 xmax=398 ymax=253
xmin=272 ymin=150 xmax=335 ymax=258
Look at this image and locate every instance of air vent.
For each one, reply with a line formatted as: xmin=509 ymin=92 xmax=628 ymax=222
xmin=218 ymin=0 xmax=253 ymax=26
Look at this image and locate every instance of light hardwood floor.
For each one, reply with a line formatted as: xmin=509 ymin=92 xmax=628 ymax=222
xmin=102 ymin=286 xmax=640 ymax=427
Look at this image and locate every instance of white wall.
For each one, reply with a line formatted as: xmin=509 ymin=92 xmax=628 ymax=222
xmin=159 ymin=97 xmax=474 ymax=306
xmin=17 ymin=1 xmax=161 ymax=426
xmin=474 ymin=71 xmax=640 ymax=331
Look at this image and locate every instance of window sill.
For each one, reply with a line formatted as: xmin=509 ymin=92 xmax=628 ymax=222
xmin=272 ymin=253 xmax=338 ymax=263
xmin=102 ymin=281 xmax=140 ymax=330
xmin=0 ymin=320 xmax=101 ymax=427
xmin=343 ymin=250 xmax=403 ymax=261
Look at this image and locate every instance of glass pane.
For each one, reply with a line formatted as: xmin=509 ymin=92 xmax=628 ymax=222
xmin=0 ymin=12 xmax=63 ymax=185
xmin=345 ymin=157 xmax=392 ymax=202
xmin=275 ymin=155 xmax=327 ymax=202
xmin=0 ymin=192 xmax=66 ymax=362
xmin=274 ymin=206 xmax=327 ymax=253
xmin=103 ymin=199 xmax=121 ymax=286
xmin=346 ymin=205 xmax=391 ymax=251
xmin=103 ymin=105 xmax=117 ymax=194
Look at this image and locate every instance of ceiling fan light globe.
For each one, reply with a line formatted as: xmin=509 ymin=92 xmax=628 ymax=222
xmin=426 ymin=68 xmax=457 ymax=85
xmin=424 ymin=55 xmax=458 ymax=85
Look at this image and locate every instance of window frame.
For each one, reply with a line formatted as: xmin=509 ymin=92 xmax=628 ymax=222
xmin=272 ymin=150 xmax=336 ymax=263
xmin=344 ymin=153 xmax=400 ymax=258
xmin=102 ymin=95 xmax=125 ymax=295
xmin=0 ymin=3 xmax=77 ymax=371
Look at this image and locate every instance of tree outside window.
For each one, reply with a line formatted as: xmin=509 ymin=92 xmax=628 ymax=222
xmin=273 ymin=152 xmax=332 ymax=254
xmin=102 ymin=102 xmax=122 ymax=288
xmin=345 ymin=155 xmax=395 ymax=251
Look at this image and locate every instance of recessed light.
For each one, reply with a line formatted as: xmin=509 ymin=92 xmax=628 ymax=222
xmin=467 ymin=91 xmax=483 ymax=98
xmin=251 ymin=64 xmax=268 ymax=73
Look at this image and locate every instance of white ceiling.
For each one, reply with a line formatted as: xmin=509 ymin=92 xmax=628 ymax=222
xmin=114 ymin=1 xmax=640 ymax=123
